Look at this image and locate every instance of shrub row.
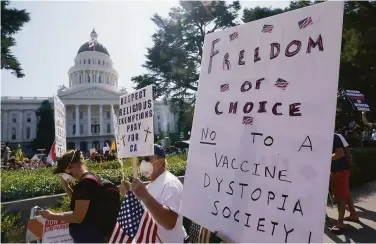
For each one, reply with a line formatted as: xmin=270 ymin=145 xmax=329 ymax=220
xmin=1 ymin=154 xmax=187 ymax=202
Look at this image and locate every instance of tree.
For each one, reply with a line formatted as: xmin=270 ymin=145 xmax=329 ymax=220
xmin=32 ymin=100 xmax=55 ymax=152
xmin=1 ymin=1 xmax=30 ymax=78
xmin=132 ymin=1 xmax=241 ymax=103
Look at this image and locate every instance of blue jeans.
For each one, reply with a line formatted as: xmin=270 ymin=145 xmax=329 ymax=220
xmin=69 ymin=223 xmax=105 ymax=243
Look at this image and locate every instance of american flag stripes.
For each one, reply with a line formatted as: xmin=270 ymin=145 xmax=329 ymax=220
xmin=109 ymin=191 xmax=158 ymax=243
xmin=242 ymin=116 xmax=253 ymax=125
xmin=220 ymin=84 xmax=229 ymax=92
xmin=261 ymin=24 xmax=273 ymax=33
xmin=298 ymin=17 xmax=313 ymax=29
xmin=229 ymin=32 xmax=238 ymax=41
xmin=274 ymin=78 xmax=289 ymax=90
xmin=89 ymin=38 xmax=95 ymax=48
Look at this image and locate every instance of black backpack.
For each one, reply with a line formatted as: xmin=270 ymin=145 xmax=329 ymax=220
xmin=83 ymin=174 xmax=120 ymax=237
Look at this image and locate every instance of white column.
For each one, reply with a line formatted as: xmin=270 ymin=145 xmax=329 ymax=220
xmin=75 ymin=105 xmax=79 ymax=136
xmin=2 ymin=110 xmax=8 ymax=141
xmin=110 ymin=105 xmax=114 ymax=134
xmin=18 ymin=110 xmax=23 ymax=141
xmin=87 ymin=105 xmax=92 ymax=136
xmin=99 ymin=105 xmax=104 ymax=135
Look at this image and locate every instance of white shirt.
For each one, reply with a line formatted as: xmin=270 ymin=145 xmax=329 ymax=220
xmin=147 ymin=170 xmax=186 ymax=243
xmin=372 ymin=132 xmax=376 ymax=141
xmin=335 ymin=133 xmax=349 ymax=147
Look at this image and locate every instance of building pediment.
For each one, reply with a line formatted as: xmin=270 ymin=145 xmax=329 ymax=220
xmin=58 ymin=87 xmax=120 ymax=99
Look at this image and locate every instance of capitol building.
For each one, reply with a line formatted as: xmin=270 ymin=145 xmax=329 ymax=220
xmin=1 ymin=30 xmax=178 ymax=155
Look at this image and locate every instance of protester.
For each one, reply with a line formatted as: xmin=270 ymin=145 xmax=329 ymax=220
xmin=330 ymin=134 xmax=359 ymax=233
xmin=372 ymin=129 xmax=376 ymax=141
xmin=362 ymin=111 xmax=376 ymax=129
xmin=2 ymin=142 xmax=11 ymax=166
xmin=40 ymin=150 xmax=119 ymax=243
xmin=119 ymin=144 xmax=187 ymax=243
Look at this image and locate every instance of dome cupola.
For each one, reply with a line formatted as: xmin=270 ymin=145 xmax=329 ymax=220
xmin=77 ymin=29 xmax=110 ymax=56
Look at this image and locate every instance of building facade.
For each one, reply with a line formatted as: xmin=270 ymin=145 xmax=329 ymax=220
xmin=1 ymin=29 xmax=178 ymax=155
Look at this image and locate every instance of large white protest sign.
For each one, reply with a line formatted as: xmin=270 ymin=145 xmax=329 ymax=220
xmin=181 ymin=2 xmax=344 ymax=243
xmin=118 ymin=85 xmax=154 ymax=157
xmin=54 ymin=96 xmax=66 ymax=157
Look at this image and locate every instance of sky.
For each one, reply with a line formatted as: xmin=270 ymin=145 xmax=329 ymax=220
xmin=1 ymin=0 xmax=289 ymax=97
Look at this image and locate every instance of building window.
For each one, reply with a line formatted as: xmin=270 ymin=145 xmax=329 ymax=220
xmin=84 ymin=59 xmax=86 ymax=64
xmin=12 ymin=114 xmax=17 ymax=123
xmin=80 ymin=60 xmax=81 ymax=64
xmin=107 ymin=62 xmax=109 ymax=67
xmin=92 ymin=124 xmax=100 ymax=134
xmin=106 ymin=111 xmax=110 ymax=119
xmin=88 ymin=59 xmax=90 ymax=64
xmin=73 ymin=111 xmax=76 ymax=119
xmin=26 ymin=127 xmax=31 ymax=139
xmin=88 ymin=74 xmax=91 ymax=83
xmin=107 ymin=124 xmax=111 ymax=133
xmin=98 ymin=60 xmax=100 ymax=64
xmin=26 ymin=113 xmax=31 ymax=122
xmin=99 ymin=75 xmax=102 ymax=83
xmin=73 ymin=125 xmax=76 ymax=135
xmin=79 ymin=112 xmax=83 ymax=119
xmin=79 ymin=74 xmax=82 ymax=83
xmin=80 ymin=124 xmax=84 ymax=134
xmin=157 ymin=113 xmax=160 ymax=120
xmin=103 ymin=60 xmax=105 ymax=65
xmin=11 ymin=128 xmax=16 ymax=140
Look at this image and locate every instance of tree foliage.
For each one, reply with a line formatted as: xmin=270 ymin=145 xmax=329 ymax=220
xmin=132 ymin=1 xmax=241 ymax=102
xmin=1 ymin=0 xmax=30 ymax=78
xmin=32 ymin=100 xmax=55 ymax=152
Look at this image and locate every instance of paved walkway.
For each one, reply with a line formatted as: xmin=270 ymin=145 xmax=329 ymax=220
xmin=324 ymin=181 xmax=376 ymax=243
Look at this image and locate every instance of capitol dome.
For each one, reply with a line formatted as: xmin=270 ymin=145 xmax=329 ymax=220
xmin=67 ymin=29 xmax=119 ymax=92
xmin=77 ymin=29 xmax=110 ymax=56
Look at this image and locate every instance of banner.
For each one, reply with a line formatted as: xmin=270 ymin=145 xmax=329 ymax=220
xmin=42 ymin=220 xmax=72 ymax=243
xmin=345 ymin=90 xmax=370 ymax=112
xmin=54 ymin=96 xmax=66 ymax=157
xmin=181 ymin=2 xmax=344 ymax=243
xmin=118 ymin=85 xmax=154 ymax=157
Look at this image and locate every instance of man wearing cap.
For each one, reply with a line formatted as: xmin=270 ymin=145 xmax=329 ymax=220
xmin=120 ymin=144 xmax=187 ymax=243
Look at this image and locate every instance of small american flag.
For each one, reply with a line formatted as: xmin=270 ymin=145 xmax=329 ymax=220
xmin=242 ymin=116 xmax=253 ymax=125
xmin=229 ymin=32 xmax=238 ymax=41
xmin=109 ymin=191 xmax=158 ymax=243
xmin=220 ymin=84 xmax=229 ymax=92
xmin=261 ymin=24 xmax=273 ymax=33
xmin=298 ymin=17 xmax=313 ymax=29
xmin=274 ymin=78 xmax=289 ymax=90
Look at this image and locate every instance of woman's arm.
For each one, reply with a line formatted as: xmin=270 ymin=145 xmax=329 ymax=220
xmin=40 ymin=200 xmax=90 ymax=223
xmin=61 ymin=177 xmax=73 ymax=200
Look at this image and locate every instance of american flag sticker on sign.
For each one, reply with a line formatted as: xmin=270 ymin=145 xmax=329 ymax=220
xmin=274 ymin=78 xmax=289 ymax=90
xmin=298 ymin=16 xmax=313 ymax=29
xmin=261 ymin=24 xmax=273 ymax=33
xmin=242 ymin=116 xmax=253 ymax=125
xmin=220 ymin=84 xmax=229 ymax=92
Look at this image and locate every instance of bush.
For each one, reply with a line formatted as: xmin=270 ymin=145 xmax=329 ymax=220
xmin=0 ymin=206 xmax=25 ymax=243
xmin=349 ymin=147 xmax=376 ymax=187
xmin=1 ymin=155 xmax=187 ymax=202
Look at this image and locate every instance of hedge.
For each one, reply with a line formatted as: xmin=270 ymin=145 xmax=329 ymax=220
xmin=1 ymin=154 xmax=187 ymax=202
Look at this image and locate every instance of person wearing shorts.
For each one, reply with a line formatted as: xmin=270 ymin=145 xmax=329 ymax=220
xmin=330 ymin=134 xmax=359 ymax=233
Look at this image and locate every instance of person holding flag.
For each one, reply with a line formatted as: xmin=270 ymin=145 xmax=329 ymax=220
xmin=118 ymin=144 xmax=187 ymax=243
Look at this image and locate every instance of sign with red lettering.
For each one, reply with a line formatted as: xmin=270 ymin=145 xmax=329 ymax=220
xmin=181 ymin=2 xmax=344 ymax=243
xmin=42 ymin=220 xmax=72 ymax=243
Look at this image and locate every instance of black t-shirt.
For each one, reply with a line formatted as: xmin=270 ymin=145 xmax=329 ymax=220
xmin=70 ymin=172 xmax=102 ymax=226
xmin=331 ymin=134 xmax=349 ymax=173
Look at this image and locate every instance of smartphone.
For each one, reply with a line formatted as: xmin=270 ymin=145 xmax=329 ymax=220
xmin=34 ymin=206 xmax=45 ymax=216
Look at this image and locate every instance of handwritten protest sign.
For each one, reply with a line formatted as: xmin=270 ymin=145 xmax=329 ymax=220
xmin=345 ymin=90 xmax=370 ymax=112
xmin=118 ymin=85 xmax=154 ymax=157
xmin=181 ymin=2 xmax=344 ymax=243
xmin=42 ymin=220 xmax=72 ymax=243
xmin=54 ymin=96 xmax=66 ymax=157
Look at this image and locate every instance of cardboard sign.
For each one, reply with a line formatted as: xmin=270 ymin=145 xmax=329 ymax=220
xmin=118 ymin=86 xmax=154 ymax=157
xmin=54 ymin=96 xmax=66 ymax=157
xmin=181 ymin=2 xmax=344 ymax=243
xmin=42 ymin=220 xmax=72 ymax=243
xmin=345 ymin=90 xmax=370 ymax=112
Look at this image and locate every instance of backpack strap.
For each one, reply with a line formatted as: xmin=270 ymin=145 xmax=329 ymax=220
xmin=81 ymin=173 xmax=104 ymax=186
